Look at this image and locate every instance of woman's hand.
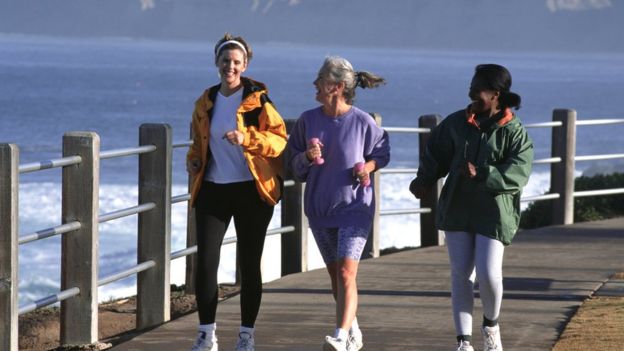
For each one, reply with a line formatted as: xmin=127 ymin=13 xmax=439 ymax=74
xmin=223 ymin=130 xmax=244 ymax=145
xmin=353 ymin=165 xmax=369 ymax=185
xmin=306 ymin=139 xmax=323 ymax=162
xmin=409 ymin=179 xmax=428 ymax=199
xmin=186 ymin=159 xmax=201 ymax=175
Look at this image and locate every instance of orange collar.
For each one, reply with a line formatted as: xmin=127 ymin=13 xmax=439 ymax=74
xmin=466 ymin=105 xmax=513 ymax=129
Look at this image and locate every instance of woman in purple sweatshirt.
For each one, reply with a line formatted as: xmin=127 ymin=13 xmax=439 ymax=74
xmin=287 ymin=56 xmax=390 ymax=351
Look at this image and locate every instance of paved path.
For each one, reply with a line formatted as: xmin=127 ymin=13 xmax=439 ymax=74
xmin=111 ymin=218 xmax=624 ymax=351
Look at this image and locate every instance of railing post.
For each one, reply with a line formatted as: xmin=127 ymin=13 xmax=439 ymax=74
xmin=418 ymin=114 xmax=444 ymax=247
xmin=362 ymin=113 xmax=383 ymax=259
xmin=281 ymin=119 xmax=309 ymax=276
xmin=1 ymin=144 xmax=19 ymax=351
xmin=551 ymin=109 xmax=577 ymax=225
xmin=137 ymin=123 xmax=172 ymax=329
xmin=61 ymin=132 xmax=100 ymax=346
xmin=185 ymin=123 xmax=197 ymax=295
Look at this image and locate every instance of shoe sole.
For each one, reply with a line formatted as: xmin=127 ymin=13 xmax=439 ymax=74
xmin=323 ymin=342 xmax=341 ymax=351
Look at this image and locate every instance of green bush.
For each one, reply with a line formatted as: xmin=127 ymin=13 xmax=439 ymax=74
xmin=520 ymin=172 xmax=624 ymax=229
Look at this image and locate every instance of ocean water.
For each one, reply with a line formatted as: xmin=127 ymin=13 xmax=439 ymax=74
xmin=1 ymin=34 xmax=623 ymax=304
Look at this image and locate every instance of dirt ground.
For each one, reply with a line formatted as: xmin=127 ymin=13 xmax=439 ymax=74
xmin=551 ymin=272 xmax=624 ymax=351
xmin=18 ymin=285 xmax=241 ymax=351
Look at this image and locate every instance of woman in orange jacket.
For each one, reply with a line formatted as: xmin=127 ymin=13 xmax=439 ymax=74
xmin=186 ymin=33 xmax=287 ymax=351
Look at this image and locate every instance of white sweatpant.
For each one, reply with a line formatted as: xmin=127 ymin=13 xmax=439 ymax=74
xmin=445 ymin=231 xmax=505 ymax=336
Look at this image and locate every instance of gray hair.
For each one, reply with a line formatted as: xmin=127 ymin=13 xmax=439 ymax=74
xmin=319 ymin=56 xmax=386 ymax=104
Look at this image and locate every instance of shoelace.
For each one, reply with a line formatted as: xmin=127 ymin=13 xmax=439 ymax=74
xmin=484 ymin=330 xmax=499 ymax=350
xmin=237 ymin=333 xmax=253 ymax=349
xmin=193 ymin=332 xmax=208 ymax=347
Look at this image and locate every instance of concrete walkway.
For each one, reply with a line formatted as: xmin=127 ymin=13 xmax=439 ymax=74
xmin=111 ymin=218 xmax=624 ymax=351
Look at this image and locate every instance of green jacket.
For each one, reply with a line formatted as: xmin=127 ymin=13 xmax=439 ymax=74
xmin=411 ymin=108 xmax=534 ymax=245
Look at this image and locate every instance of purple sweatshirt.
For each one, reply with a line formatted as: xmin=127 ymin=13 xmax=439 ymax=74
xmin=288 ymin=106 xmax=391 ymax=229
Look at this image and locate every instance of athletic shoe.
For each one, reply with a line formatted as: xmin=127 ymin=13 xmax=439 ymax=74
xmin=482 ymin=325 xmax=503 ymax=351
xmin=323 ymin=335 xmax=347 ymax=351
xmin=455 ymin=340 xmax=474 ymax=351
xmin=347 ymin=332 xmax=363 ymax=351
xmin=190 ymin=331 xmax=218 ymax=351
xmin=234 ymin=332 xmax=255 ymax=351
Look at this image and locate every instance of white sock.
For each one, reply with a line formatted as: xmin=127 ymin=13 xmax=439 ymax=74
xmin=350 ymin=318 xmax=362 ymax=336
xmin=334 ymin=328 xmax=348 ymax=341
xmin=198 ymin=323 xmax=217 ymax=342
xmin=240 ymin=326 xmax=255 ymax=337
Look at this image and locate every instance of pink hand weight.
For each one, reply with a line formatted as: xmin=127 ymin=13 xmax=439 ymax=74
xmin=309 ymin=138 xmax=324 ymax=165
xmin=354 ymin=162 xmax=370 ymax=187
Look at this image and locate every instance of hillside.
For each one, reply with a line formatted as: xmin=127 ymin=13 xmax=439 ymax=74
xmin=1 ymin=0 xmax=622 ymax=52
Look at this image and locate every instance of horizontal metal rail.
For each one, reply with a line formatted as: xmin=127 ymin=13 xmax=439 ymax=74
xmin=380 ymin=208 xmax=432 ymax=216
xmin=576 ymin=118 xmax=624 ymax=126
xmin=99 ymin=202 xmax=155 ymax=223
xmin=100 ymin=145 xmax=156 ymax=160
xmin=267 ymin=225 xmax=295 ymax=236
xmin=574 ymin=188 xmax=624 ymax=198
xmin=171 ymin=246 xmax=198 ymax=260
xmin=575 ymin=153 xmax=624 ymax=162
xmin=524 ymin=121 xmax=563 ymax=128
xmin=533 ymin=157 xmax=562 ymax=165
xmin=384 ymin=126 xmax=431 ymax=133
xmin=98 ymin=261 xmax=156 ymax=286
xmin=19 ymin=221 xmax=82 ymax=245
xmin=19 ymin=155 xmax=82 ymax=174
xmin=520 ymin=193 xmax=561 ymax=202
xmin=379 ymin=168 xmax=418 ymax=174
xmin=18 ymin=287 xmax=80 ymax=315
xmin=172 ymin=193 xmax=191 ymax=204
xmin=173 ymin=140 xmax=193 ymax=148
xmin=170 ymin=225 xmax=297 ymax=261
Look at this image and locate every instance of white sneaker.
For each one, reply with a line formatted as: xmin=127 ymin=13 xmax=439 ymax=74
xmin=347 ymin=332 xmax=363 ymax=351
xmin=455 ymin=340 xmax=474 ymax=351
xmin=482 ymin=325 xmax=503 ymax=351
xmin=323 ymin=335 xmax=347 ymax=351
xmin=191 ymin=331 xmax=218 ymax=351
xmin=234 ymin=332 xmax=255 ymax=351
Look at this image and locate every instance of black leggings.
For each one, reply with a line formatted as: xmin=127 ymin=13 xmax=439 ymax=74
xmin=194 ymin=180 xmax=274 ymax=327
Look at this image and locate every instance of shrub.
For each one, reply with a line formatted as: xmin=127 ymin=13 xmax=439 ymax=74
xmin=520 ymin=172 xmax=624 ymax=229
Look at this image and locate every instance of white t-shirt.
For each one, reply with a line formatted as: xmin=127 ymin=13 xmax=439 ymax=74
xmin=204 ymin=88 xmax=254 ymax=183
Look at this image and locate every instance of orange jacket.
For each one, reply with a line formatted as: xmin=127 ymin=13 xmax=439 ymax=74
xmin=186 ymin=77 xmax=287 ymax=206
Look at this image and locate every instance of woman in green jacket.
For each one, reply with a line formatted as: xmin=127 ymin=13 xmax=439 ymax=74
xmin=410 ymin=64 xmax=533 ymax=351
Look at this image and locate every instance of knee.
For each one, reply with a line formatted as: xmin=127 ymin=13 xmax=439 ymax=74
xmin=338 ymin=265 xmax=357 ymax=284
xmin=451 ymin=266 xmax=476 ymax=283
xmin=475 ymin=267 xmax=502 ymax=288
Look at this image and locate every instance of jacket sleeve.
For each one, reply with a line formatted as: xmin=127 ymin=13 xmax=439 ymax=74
xmin=287 ymin=116 xmax=312 ymax=182
xmin=412 ymin=120 xmax=454 ymax=188
xmin=186 ymin=105 xmax=203 ymax=165
xmin=477 ymin=127 xmax=534 ymax=194
xmin=241 ymin=100 xmax=287 ymax=158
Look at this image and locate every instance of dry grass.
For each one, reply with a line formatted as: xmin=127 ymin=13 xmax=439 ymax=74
xmin=551 ymin=273 xmax=624 ymax=351
xmin=19 ymin=285 xmax=241 ymax=351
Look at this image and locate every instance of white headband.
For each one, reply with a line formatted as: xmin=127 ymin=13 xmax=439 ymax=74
xmin=215 ymin=40 xmax=247 ymax=57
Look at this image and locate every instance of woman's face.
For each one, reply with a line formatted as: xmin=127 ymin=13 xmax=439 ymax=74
xmin=313 ymin=73 xmax=339 ymax=106
xmin=469 ymin=76 xmax=500 ymax=114
xmin=216 ymin=48 xmax=247 ymax=88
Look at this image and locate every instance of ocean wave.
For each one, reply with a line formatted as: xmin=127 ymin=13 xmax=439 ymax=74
xmin=16 ymin=172 xmax=551 ymax=303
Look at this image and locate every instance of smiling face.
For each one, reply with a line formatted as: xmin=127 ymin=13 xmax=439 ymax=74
xmin=469 ymin=75 xmax=500 ymax=115
xmin=216 ymin=48 xmax=247 ymax=89
xmin=313 ymin=74 xmax=335 ymax=105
